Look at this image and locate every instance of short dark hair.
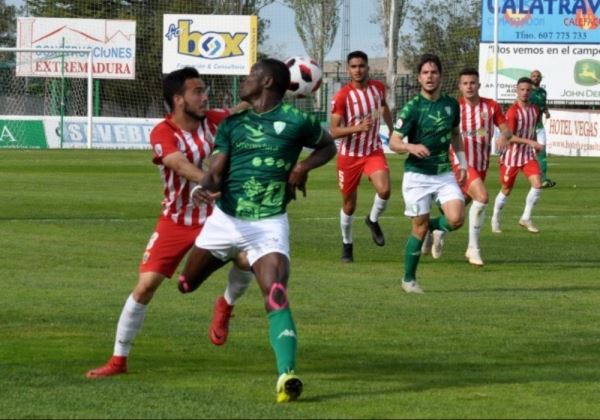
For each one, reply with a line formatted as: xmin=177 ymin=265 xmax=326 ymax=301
xmin=162 ymin=67 xmax=201 ymax=111
xmin=417 ymin=53 xmax=443 ymax=74
xmin=459 ymin=67 xmax=479 ymax=78
xmin=517 ymin=77 xmax=533 ymax=85
xmin=257 ymin=58 xmax=290 ymax=97
xmin=347 ymin=50 xmax=368 ymax=63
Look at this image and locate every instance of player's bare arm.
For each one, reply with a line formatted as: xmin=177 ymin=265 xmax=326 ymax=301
xmin=506 ymin=132 xmax=544 ymax=151
xmin=288 ymin=130 xmax=336 ymax=199
xmin=381 ymin=101 xmax=394 ymax=134
xmin=229 ymin=101 xmax=252 ymax=114
xmin=496 ymin=123 xmax=512 ymax=153
xmin=330 ymin=113 xmax=372 ymax=139
xmin=162 ymin=151 xmax=205 ymax=183
xmin=450 ymin=126 xmax=467 ymax=186
xmin=389 ymin=132 xmax=430 ymax=158
xmin=191 ymin=152 xmax=229 ymax=205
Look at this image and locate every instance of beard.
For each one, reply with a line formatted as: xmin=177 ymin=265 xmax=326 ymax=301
xmin=183 ymin=101 xmax=206 ymax=121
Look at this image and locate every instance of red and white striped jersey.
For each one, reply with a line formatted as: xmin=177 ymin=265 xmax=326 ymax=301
xmin=150 ymin=109 xmax=230 ymax=226
xmin=450 ymin=97 xmax=506 ymax=171
xmin=500 ymin=102 xmax=540 ymax=167
xmin=331 ymin=79 xmax=386 ymax=157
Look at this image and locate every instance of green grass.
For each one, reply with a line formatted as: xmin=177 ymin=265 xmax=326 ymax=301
xmin=1 ymin=149 xmax=599 ymax=419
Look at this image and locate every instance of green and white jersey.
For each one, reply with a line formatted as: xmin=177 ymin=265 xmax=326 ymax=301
xmin=394 ymin=93 xmax=460 ymax=175
xmin=529 ymin=86 xmax=547 ymax=129
xmin=213 ymin=103 xmax=323 ymax=220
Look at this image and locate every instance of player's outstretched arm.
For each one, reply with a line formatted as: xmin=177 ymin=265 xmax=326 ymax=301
xmin=288 ymin=130 xmax=336 ymax=199
xmin=163 ymin=151 xmax=205 ymax=183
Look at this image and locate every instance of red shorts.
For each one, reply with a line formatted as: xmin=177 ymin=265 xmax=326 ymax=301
xmin=452 ymin=164 xmax=487 ymax=195
xmin=499 ymin=159 xmax=541 ymax=189
xmin=139 ymin=215 xmax=202 ymax=278
xmin=336 ymin=150 xmax=389 ymax=195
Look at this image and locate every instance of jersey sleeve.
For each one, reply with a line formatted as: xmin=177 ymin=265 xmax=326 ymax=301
xmin=491 ymin=101 xmax=507 ymax=127
xmin=451 ymin=98 xmax=460 ymax=128
xmin=300 ymin=112 xmax=325 ymax=148
xmin=330 ymin=88 xmax=348 ymax=117
xmin=505 ymin=106 xmax=518 ymax=133
xmin=150 ymin=122 xmax=179 ymax=165
xmin=213 ymin=118 xmax=232 ymax=156
xmin=395 ymin=99 xmax=415 ymax=138
xmin=206 ymin=108 xmax=231 ymax=126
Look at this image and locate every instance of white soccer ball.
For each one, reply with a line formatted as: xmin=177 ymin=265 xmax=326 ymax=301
xmin=284 ymin=56 xmax=322 ymax=98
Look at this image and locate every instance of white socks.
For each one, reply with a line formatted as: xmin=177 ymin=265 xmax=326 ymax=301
xmin=468 ymin=200 xmax=487 ymax=249
xmin=492 ymin=191 xmax=507 ymax=221
xmin=369 ymin=194 xmax=388 ymax=223
xmin=114 ymin=294 xmax=147 ymax=357
xmin=340 ymin=209 xmax=353 ymax=244
xmin=521 ymin=187 xmax=541 ymax=221
xmin=224 ymin=266 xmax=253 ymax=305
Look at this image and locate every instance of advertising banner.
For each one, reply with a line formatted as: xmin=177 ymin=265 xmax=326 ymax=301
xmin=16 ymin=17 xmax=136 ymax=80
xmin=478 ymin=43 xmax=600 ymax=102
xmin=481 ymin=0 xmax=600 ymax=44
xmin=0 ymin=119 xmax=48 ymax=149
xmin=42 ymin=117 xmax=160 ymax=149
xmin=479 ymin=1 xmax=600 ymax=102
xmin=162 ymin=14 xmax=257 ymax=75
xmin=545 ymin=109 xmax=600 ymax=156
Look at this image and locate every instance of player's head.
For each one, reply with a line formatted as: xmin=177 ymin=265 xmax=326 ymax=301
xmin=347 ymin=50 xmax=369 ymax=83
xmin=516 ymin=77 xmax=533 ymax=103
xmin=458 ymin=67 xmax=481 ymax=100
xmin=530 ymin=70 xmax=542 ymax=87
xmin=162 ymin=67 xmax=209 ymax=120
xmin=417 ymin=53 xmax=442 ymax=94
xmin=240 ymin=58 xmax=290 ymax=101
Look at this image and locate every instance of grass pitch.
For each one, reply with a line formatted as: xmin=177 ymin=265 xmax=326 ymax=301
xmin=1 ymin=150 xmax=599 ymax=419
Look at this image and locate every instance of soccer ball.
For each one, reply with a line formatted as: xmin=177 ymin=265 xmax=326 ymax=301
xmin=284 ymin=56 xmax=322 ymax=98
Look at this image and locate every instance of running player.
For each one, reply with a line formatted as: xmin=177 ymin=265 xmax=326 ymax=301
xmin=330 ymin=50 xmax=394 ymax=262
xmin=490 ymin=77 xmax=544 ymax=234
xmin=447 ymin=68 xmax=512 ymax=266
xmin=86 ymin=67 xmax=252 ymax=379
xmin=530 ymin=70 xmax=555 ymax=188
xmin=389 ymin=53 xmax=467 ymax=294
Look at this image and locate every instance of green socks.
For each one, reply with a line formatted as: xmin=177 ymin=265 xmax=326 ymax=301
xmin=537 ymin=149 xmax=548 ymax=181
xmin=268 ymin=308 xmax=297 ymax=375
xmin=404 ymin=235 xmax=424 ymax=282
xmin=429 ymin=215 xmax=453 ymax=233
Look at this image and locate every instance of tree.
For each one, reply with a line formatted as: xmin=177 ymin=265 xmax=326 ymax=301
xmin=0 ymin=0 xmax=18 ymax=47
xmin=371 ymin=0 xmax=408 ymax=115
xmin=284 ymin=0 xmax=342 ymax=69
xmin=399 ymin=0 xmax=481 ymax=96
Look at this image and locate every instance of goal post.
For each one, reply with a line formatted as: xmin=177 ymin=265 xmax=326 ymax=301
xmin=0 ymin=47 xmax=94 ymax=148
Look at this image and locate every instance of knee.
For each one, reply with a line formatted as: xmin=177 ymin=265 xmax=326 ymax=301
xmin=132 ymin=281 xmax=160 ymax=303
xmin=377 ymin=189 xmax=391 ymax=200
xmin=447 ymin=214 xmax=465 ymax=230
xmin=265 ymin=282 xmax=289 ymax=311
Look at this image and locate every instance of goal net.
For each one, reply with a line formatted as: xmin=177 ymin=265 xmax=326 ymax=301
xmin=0 ymin=47 xmax=93 ymax=149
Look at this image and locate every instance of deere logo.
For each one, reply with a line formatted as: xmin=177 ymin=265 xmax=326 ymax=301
xmin=574 ymin=60 xmax=600 ymax=86
xmin=165 ymin=20 xmax=247 ymax=59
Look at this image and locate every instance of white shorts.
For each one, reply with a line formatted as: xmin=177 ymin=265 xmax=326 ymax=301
xmin=536 ymin=127 xmax=547 ymax=146
xmin=402 ymin=171 xmax=464 ymax=217
xmin=195 ymin=206 xmax=290 ymax=266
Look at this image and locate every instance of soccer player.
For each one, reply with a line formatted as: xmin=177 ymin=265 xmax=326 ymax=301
xmin=86 ymin=67 xmax=253 ymax=378
xmin=530 ymin=69 xmax=555 ymax=188
xmin=388 ymin=53 xmax=467 ymax=294
xmin=446 ymin=68 xmax=512 ymax=266
xmin=176 ymin=59 xmax=336 ymax=402
xmin=490 ymin=77 xmax=545 ymax=234
xmin=330 ymin=50 xmax=394 ymax=263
